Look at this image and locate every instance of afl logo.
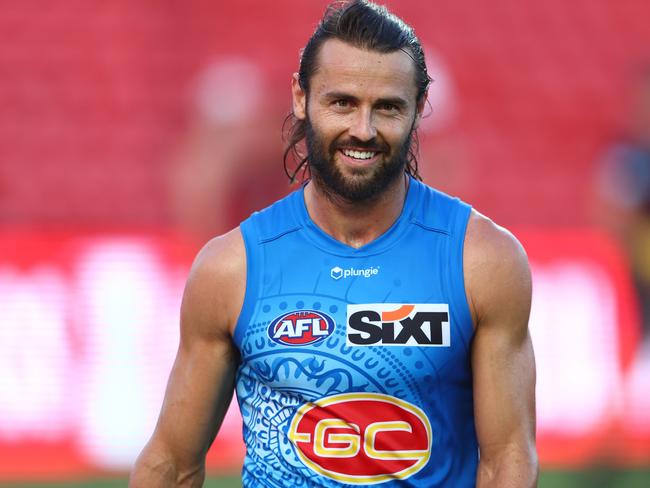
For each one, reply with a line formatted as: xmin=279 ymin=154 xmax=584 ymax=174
xmin=267 ymin=310 xmax=335 ymax=346
xmin=288 ymin=393 xmax=432 ymax=484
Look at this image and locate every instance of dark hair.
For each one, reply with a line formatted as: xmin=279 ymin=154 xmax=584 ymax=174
xmin=283 ymin=0 xmax=431 ymax=183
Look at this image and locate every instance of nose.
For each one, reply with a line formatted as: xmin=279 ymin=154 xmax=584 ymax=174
xmin=348 ymin=107 xmax=377 ymax=141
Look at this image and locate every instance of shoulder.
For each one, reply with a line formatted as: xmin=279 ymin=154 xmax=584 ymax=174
xmin=463 ymin=210 xmax=532 ymax=331
xmin=242 ymin=187 xmax=303 ymax=241
xmin=407 ymin=179 xmax=471 ymax=232
xmin=181 ymin=227 xmax=246 ymax=339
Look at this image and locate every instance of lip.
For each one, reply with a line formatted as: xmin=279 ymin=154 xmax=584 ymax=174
xmin=337 ymin=149 xmax=382 ymax=167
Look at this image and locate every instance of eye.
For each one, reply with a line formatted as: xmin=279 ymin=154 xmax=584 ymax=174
xmin=333 ymin=99 xmax=350 ymax=108
xmin=378 ymin=102 xmax=399 ymax=112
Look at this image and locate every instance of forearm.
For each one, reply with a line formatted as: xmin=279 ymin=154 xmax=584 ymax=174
xmin=476 ymin=445 xmax=538 ymax=488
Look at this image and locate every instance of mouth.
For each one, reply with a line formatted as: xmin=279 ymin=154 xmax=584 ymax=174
xmin=338 ymin=148 xmax=382 ymax=166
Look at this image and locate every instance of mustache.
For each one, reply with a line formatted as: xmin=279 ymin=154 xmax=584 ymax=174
xmin=332 ymin=137 xmax=388 ymax=153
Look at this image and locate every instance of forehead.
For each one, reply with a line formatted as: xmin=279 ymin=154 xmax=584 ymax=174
xmin=310 ymin=38 xmax=418 ymax=101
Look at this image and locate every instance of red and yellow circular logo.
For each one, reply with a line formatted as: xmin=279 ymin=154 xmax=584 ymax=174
xmin=288 ymin=392 xmax=432 ymax=484
xmin=267 ymin=310 xmax=335 ymax=346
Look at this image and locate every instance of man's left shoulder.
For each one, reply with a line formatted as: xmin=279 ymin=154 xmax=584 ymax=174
xmin=410 ymin=179 xmax=471 ymax=231
xmin=465 ymin=210 xmax=528 ymax=264
xmin=463 ymin=210 xmax=532 ymax=327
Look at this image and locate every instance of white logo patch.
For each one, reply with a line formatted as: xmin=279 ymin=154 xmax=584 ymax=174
xmin=346 ymin=303 xmax=450 ymax=347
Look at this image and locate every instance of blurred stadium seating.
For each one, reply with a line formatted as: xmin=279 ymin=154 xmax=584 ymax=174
xmin=2 ymin=0 xmax=650 ymax=227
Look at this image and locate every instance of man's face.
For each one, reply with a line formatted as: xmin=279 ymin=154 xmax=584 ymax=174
xmin=292 ymin=39 xmax=424 ymax=202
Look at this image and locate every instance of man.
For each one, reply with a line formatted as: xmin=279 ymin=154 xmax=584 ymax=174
xmin=130 ymin=1 xmax=537 ymax=486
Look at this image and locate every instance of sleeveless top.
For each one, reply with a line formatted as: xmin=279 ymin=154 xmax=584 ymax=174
xmin=233 ymin=177 xmax=477 ymax=487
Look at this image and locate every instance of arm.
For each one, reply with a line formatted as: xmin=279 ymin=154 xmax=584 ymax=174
xmin=129 ymin=229 xmax=246 ymax=487
xmin=464 ymin=211 xmax=538 ymax=487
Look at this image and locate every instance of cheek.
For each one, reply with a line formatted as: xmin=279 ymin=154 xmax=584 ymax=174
xmin=310 ymin=107 xmax=350 ymax=130
xmin=308 ymin=113 xmax=348 ymax=143
xmin=378 ymin=119 xmax=413 ymax=146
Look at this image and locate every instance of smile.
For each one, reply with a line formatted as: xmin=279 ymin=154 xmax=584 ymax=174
xmin=341 ymin=149 xmax=378 ymax=160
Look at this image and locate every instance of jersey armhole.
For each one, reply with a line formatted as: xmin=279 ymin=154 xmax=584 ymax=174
xmin=233 ymin=219 xmax=262 ymax=349
xmin=446 ymin=201 xmax=475 ymax=348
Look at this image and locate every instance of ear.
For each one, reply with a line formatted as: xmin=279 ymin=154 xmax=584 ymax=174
xmin=412 ymin=90 xmax=428 ymax=130
xmin=291 ymin=73 xmax=307 ymax=120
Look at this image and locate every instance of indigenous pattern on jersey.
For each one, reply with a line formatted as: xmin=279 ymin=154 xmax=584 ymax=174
xmin=233 ymin=177 xmax=477 ymax=487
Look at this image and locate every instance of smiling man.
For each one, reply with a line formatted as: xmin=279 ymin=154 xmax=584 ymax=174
xmin=130 ymin=1 xmax=537 ymax=487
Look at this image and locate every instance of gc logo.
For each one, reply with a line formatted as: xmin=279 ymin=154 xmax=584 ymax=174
xmin=288 ymin=392 xmax=432 ymax=484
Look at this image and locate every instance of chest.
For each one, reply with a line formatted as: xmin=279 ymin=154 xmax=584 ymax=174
xmin=235 ymin=227 xmax=473 ymax=402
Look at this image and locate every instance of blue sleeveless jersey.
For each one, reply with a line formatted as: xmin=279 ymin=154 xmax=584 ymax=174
xmin=233 ymin=178 xmax=477 ymax=487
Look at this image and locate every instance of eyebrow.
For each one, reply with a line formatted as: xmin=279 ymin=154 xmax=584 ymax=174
xmin=375 ymin=96 xmax=409 ymax=109
xmin=322 ymin=91 xmax=409 ymax=108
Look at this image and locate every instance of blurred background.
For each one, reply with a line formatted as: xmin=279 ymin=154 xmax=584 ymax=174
xmin=1 ymin=0 xmax=650 ymax=486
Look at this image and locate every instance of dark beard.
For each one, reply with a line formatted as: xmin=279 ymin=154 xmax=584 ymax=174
xmin=305 ymin=118 xmax=412 ymax=203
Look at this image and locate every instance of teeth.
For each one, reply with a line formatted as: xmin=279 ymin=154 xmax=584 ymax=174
xmin=342 ymin=149 xmax=376 ymax=160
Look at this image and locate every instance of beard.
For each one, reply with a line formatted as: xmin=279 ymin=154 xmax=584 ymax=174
xmin=304 ymin=117 xmax=413 ymax=203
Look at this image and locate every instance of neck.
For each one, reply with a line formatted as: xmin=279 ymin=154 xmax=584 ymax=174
xmin=304 ymin=173 xmax=409 ymax=249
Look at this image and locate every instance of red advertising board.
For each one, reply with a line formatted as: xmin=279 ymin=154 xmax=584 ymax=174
xmin=0 ymin=230 xmax=647 ymax=481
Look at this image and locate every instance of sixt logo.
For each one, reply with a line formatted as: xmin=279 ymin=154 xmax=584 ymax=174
xmin=330 ymin=266 xmax=380 ymax=280
xmin=346 ymin=304 xmax=450 ymax=347
xmin=267 ymin=310 xmax=335 ymax=346
xmin=288 ymin=392 xmax=432 ymax=484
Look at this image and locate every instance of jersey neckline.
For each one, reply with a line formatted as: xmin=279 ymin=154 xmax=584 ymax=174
xmin=291 ymin=175 xmax=421 ymax=257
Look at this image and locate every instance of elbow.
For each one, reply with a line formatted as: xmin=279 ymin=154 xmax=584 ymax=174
xmin=129 ymin=447 xmax=205 ymax=488
xmin=477 ymin=444 xmax=538 ymax=488
xmin=521 ymin=446 xmax=539 ymax=487
xmin=129 ymin=451 xmax=174 ymax=487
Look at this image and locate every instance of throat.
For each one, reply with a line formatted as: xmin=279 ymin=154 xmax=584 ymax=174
xmin=304 ymin=174 xmax=409 ymax=249
xmin=336 ymin=223 xmax=384 ymax=249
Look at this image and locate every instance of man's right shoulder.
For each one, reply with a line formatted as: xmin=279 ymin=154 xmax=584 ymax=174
xmin=192 ymin=227 xmax=246 ymax=279
xmin=182 ymin=227 xmax=246 ymax=338
xmin=241 ymin=188 xmax=303 ymax=240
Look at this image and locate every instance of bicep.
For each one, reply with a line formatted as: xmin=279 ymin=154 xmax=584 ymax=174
xmin=472 ymin=311 xmax=536 ymax=455
xmin=152 ymin=329 xmax=239 ymax=469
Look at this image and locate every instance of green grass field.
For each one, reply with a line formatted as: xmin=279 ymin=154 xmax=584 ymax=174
xmin=1 ymin=470 xmax=649 ymax=488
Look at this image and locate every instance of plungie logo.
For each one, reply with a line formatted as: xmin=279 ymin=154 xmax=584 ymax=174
xmin=267 ymin=310 xmax=335 ymax=346
xmin=288 ymin=392 xmax=432 ymax=484
xmin=331 ymin=265 xmax=380 ymax=280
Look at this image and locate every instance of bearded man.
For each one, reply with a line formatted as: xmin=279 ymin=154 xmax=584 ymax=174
xmin=130 ymin=1 xmax=537 ymax=486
